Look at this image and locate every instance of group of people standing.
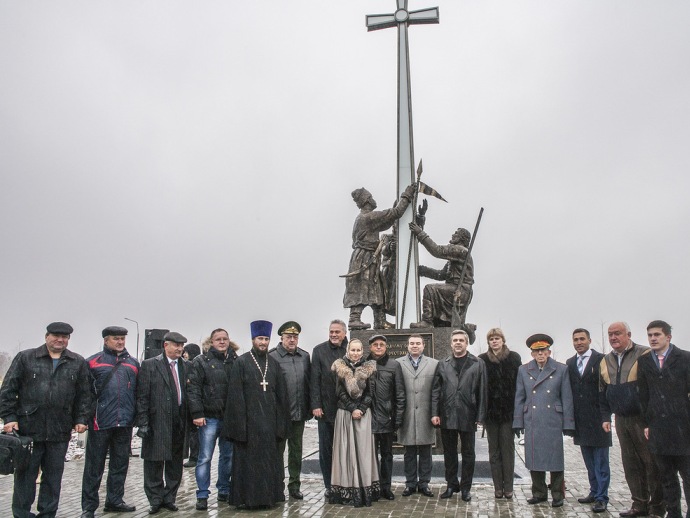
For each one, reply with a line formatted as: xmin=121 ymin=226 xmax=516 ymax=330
xmin=1 ymin=318 xmax=689 ymax=518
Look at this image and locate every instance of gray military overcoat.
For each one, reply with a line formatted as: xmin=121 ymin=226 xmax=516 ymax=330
xmin=513 ymin=357 xmax=575 ymax=471
xmin=396 ymin=355 xmax=439 ymax=445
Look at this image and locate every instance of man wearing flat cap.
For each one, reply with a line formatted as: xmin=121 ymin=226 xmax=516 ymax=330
xmin=136 ymin=331 xmax=189 ymax=514
xmin=269 ymin=321 xmax=310 ymax=500
xmin=513 ymin=333 xmax=575 ymax=508
xmin=0 ymin=322 xmax=92 ymax=518
xmin=81 ymin=326 xmax=140 ymax=517
xmin=366 ymin=333 xmax=405 ymax=500
xmin=223 ymin=320 xmax=290 ymax=509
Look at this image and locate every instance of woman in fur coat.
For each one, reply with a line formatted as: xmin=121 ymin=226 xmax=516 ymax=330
xmin=330 ymin=339 xmax=380 ymax=507
xmin=478 ymin=328 xmax=523 ymax=499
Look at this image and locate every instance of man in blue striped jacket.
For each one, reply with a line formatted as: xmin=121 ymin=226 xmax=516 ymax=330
xmin=80 ymin=326 xmax=139 ymax=518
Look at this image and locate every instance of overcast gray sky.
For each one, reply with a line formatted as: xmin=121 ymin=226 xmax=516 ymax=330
xmin=1 ymin=1 xmax=689 ymax=362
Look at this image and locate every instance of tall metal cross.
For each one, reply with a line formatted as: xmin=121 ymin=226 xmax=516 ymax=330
xmin=366 ymin=1 xmax=439 ymax=328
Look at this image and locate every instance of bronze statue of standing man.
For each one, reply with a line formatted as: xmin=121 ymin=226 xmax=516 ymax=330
xmin=343 ymin=184 xmax=415 ymax=330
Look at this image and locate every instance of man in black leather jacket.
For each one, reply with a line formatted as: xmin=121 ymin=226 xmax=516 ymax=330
xmin=366 ymin=334 xmax=405 ymax=500
xmin=0 ymin=322 xmax=92 ymax=518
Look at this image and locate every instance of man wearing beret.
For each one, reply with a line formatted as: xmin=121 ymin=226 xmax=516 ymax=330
xmin=81 ymin=326 xmax=140 ymax=517
xmin=223 ymin=320 xmax=290 ymax=509
xmin=366 ymin=333 xmax=405 ymax=500
xmin=0 ymin=322 xmax=92 ymax=518
xmin=513 ymin=334 xmax=575 ymax=507
xmin=269 ymin=321 xmax=310 ymax=500
xmin=136 ymin=331 xmax=189 ymax=514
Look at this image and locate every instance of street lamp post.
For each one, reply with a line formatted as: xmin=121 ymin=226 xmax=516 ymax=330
xmin=124 ymin=317 xmax=140 ymax=361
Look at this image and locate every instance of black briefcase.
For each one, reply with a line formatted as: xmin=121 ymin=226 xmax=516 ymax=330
xmin=0 ymin=430 xmax=33 ymax=475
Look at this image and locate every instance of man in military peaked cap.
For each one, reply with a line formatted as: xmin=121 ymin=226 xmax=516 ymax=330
xmin=0 ymin=322 xmax=91 ymax=518
xmin=269 ymin=321 xmax=311 ymax=499
xmin=513 ymin=333 xmax=575 ymax=508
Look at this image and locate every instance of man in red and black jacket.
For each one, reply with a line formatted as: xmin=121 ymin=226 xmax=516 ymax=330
xmin=81 ymin=326 xmax=140 ymax=517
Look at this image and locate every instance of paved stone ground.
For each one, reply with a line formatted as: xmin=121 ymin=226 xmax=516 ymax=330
xmin=0 ymin=422 xmax=680 ymax=517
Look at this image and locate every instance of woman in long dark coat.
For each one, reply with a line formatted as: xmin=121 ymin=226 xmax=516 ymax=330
xmin=478 ymin=328 xmax=522 ymax=499
xmin=330 ymin=339 xmax=380 ymax=507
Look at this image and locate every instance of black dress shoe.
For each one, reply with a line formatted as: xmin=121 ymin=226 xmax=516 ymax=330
xmin=461 ymin=490 xmax=471 ymax=502
xmin=80 ymin=512 xmax=95 ymax=518
xmin=161 ymin=502 xmax=178 ymax=511
xmin=402 ymin=487 xmax=415 ymax=497
xmin=289 ymin=490 xmax=304 ymax=500
xmin=527 ymin=497 xmax=548 ymax=504
xmin=183 ymin=459 xmax=197 ymax=468
xmin=382 ymin=488 xmax=395 ymax=500
xmin=620 ymin=509 xmax=648 ymax=517
xmin=440 ymin=487 xmax=459 ymax=499
xmin=578 ymin=495 xmax=596 ymax=504
xmin=420 ymin=487 xmax=434 ymax=497
xmin=104 ymin=502 xmax=136 ymax=512
xmin=552 ymin=499 xmax=564 ymax=508
xmin=148 ymin=505 xmax=160 ymax=515
xmin=593 ymin=501 xmax=608 ymax=513
xmin=218 ymin=493 xmax=229 ymax=502
xmin=196 ymin=498 xmax=208 ymax=510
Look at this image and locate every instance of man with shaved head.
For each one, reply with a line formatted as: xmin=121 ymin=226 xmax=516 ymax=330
xmin=599 ymin=322 xmax=663 ymax=517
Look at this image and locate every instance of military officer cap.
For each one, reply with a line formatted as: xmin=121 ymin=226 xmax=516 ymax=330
xmin=526 ymin=333 xmax=553 ymax=350
xmin=277 ymin=321 xmax=301 ymax=336
xmin=47 ymin=322 xmax=73 ymax=335
xmin=163 ymin=331 xmax=187 ymax=344
xmin=368 ymin=334 xmax=387 ymax=344
xmin=102 ymin=326 xmax=128 ymax=338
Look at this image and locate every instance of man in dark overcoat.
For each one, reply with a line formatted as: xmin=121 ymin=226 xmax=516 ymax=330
xmin=310 ymin=319 xmax=347 ymax=497
xmin=0 ymin=322 xmax=91 ymax=518
xmin=513 ymin=333 xmax=575 ymax=508
xmin=431 ymin=329 xmax=486 ymax=502
xmin=135 ymin=331 xmax=189 ymax=515
xmin=223 ymin=320 xmax=290 ymax=509
xmin=566 ymin=328 xmax=611 ymax=513
xmin=366 ymin=333 xmax=405 ymax=500
xmin=638 ymin=320 xmax=690 ymax=518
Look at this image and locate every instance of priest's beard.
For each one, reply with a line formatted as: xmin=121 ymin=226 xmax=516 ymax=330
xmin=252 ymin=346 xmax=267 ymax=357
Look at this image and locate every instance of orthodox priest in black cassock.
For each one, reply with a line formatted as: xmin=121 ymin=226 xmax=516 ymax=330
xmin=223 ymin=320 xmax=290 ymax=508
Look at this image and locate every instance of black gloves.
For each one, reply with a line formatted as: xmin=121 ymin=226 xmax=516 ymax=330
xmin=136 ymin=426 xmax=150 ymax=439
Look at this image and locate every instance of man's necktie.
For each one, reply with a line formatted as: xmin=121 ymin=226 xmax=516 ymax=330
xmin=658 ymin=354 xmax=665 ymax=370
xmin=170 ymin=361 xmax=181 ymax=405
xmin=578 ymin=355 xmax=585 ymax=376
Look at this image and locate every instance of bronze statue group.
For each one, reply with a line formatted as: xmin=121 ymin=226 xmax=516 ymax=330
xmin=2 ymin=318 xmax=689 ymax=517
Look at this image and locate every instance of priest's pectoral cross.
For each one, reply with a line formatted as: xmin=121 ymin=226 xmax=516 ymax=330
xmin=260 ymin=380 xmax=268 ymax=392
xmin=366 ymin=1 xmax=439 ymax=327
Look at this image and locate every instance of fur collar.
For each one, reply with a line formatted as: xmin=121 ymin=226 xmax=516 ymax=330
xmin=332 ymin=358 xmax=376 ymax=399
xmin=485 ymin=346 xmax=511 ymax=363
